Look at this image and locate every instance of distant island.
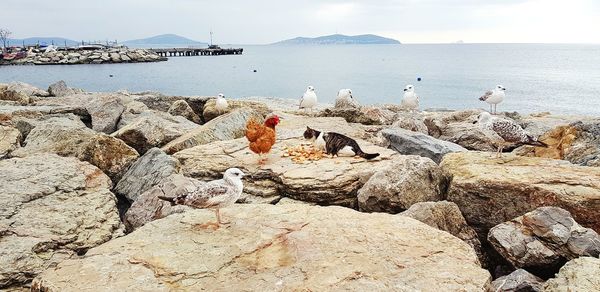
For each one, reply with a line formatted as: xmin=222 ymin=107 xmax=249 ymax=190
xmin=122 ymin=34 xmax=207 ymax=47
xmin=273 ymin=34 xmax=401 ymax=45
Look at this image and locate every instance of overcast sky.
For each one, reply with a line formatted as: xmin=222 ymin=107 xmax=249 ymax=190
xmin=2 ymin=0 xmax=599 ymax=44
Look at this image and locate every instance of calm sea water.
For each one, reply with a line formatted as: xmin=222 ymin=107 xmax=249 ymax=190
xmin=2 ymin=44 xmax=600 ymax=115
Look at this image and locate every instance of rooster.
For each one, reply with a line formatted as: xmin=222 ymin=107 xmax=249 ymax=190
xmin=245 ymin=114 xmax=281 ymax=165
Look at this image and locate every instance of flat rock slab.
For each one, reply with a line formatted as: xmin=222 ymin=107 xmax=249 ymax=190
xmin=441 ymin=152 xmax=600 ymax=233
xmin=32 ymin=204 xmax=491 ymax=291
xmin=0 ymin=154 xmax=124 ymax=289
xmin=544 ymin=256 xmax=600 ymax=291
xmin=381 ymin=127 xmax=467 ymax=163
xmin=174 ymin=137 xmax=397 ymax=207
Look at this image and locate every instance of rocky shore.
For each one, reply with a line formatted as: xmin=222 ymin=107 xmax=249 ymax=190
xmin=1 ymin=80 xmax=599 ymax=291
xmin=0 ymin=47 xmax=166 ymax=65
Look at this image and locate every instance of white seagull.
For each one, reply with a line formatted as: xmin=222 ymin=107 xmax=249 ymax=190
xmin=475 ymin=112 xmax=547 ymax=158
xmin=479 ymin=85 xmax=505 ymax=114
xmin=158 ymin=168 xmax=245 ymax=228
xmin=335 ymin=88 xmax=360 ymax=108
xmin=401 ymin=84 xmax=419 ymax=112
xmin=215 ymin=93 xmax=229 ymax=113
xmin=299 ymin=85 xmax=318 ymax=112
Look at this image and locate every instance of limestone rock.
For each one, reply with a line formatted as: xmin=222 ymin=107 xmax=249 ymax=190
xmin=401 ymin=201 xmax=482 ymax=262
xmin=203 ymin=98 xmax=270 ymax=122
xmin=0 ymin=88 xmax=30 ymax=105
xmin=0 ymin=154 xmax=124 ymax=288
xmin=175 ymin=136 xmax=397 ymax=207
xmin=488 ymin=207 xmax=600 ymax=272
xmin=489 ymin=269 xmax=544 ymax=292
xmin=357 ymin=155 xmax=448 ymax=213
xmin=123 ymin=174 xmax=198 ymax=230
xmin=114 ymin=148 xmax=180 ymax=202
xmin=516 ymin=120 xmax=600 ymax=167
xmin=47 ymin=80 xmax=81 ymax=97
xmin=391 ymin=112 xmax=428 ymax=134
xmin=131 ymin=93 xmax=208 ymax=116
xmin=112 ymin=110 xmax=199 ymax=154
xmin=319 ymin=106 xmax=396 ymax=125
xmin=442 ymin=152 xmax=600 ymax=233
xmin=11 ymin=117 xmax=138 ymax=181
xmin=543 ymin=257 xmax=600 ymax=292
xmin=32 ymin=204 xmax=491 ymax=291
xmin=5 ymin=82 xmax=49 ymax=97
xmin=0 ymin=125 xmax=21 ymax=158
xmin=163 ymin=108 xmax=264 ymax=154
xmin=88 ymin=97 xmax=125 ymax=133
xmin=168 ymin=99 xmax=201 ymax=124
xmin=381 ymin=128 xmax=467 ymax=163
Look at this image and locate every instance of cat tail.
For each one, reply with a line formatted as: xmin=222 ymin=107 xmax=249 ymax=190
xmin=356 ymin=149 xmax=380 ymax=160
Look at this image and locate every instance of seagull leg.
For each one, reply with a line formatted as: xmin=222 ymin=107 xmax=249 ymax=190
xmin=216 ymin=208 xmax=231 ymax=225
xmin=489 ymin=104 xmax=493 ymax=114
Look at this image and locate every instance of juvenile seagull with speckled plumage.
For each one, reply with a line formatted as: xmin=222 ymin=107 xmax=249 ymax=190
xmin=475 ymin=112 xmax=547 ymax=158
xmin=158 ymin=168 xmax=245 ymax=228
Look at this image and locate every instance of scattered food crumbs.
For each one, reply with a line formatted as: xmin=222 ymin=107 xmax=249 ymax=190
xmin=282 ymin=145 xmax=325 ymax=164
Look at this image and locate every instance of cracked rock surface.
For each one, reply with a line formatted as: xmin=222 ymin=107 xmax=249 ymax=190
xmin=32 ymin=204 xmax=491 ymax=291
xmin=0 ymin=154 xmax=124 ymax=289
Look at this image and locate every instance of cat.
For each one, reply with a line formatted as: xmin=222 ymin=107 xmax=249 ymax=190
xmin=303 ymin=126 xmax=380 ymax=160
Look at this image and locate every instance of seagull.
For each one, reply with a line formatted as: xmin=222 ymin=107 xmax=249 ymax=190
xmin=299 ymin=85 xmax=317 ymax=112
xmin=158 ymin=168 xmax=245 ymax=229
xmin=402 ymin=84 xmax=419 ymax=112
xmin=479 ymin=85 xmax=505 ymax=114
xmin=335 ymin=88 xmax=360 ymax=108
xmin=475 ymin=112 xmax=547 ymax=158
xmin=215 ymin=93 xmax=229 ymax=114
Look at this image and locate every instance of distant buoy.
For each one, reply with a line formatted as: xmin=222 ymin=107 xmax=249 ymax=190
xmin=109 ymin=74 xmax=114 ymax=77
xmin=417 ymin=77 xmax=422 ymax=82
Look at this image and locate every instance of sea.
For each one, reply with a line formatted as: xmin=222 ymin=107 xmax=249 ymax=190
xmin=2 ymin=44 xmax=600 ymax=116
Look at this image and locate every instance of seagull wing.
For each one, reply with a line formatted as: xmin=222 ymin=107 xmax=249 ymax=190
xmin=185 ymin=180 xmax=230 ymax=208
xmin=479 ymin=90 xmax=493 ymax=101
xmin=491 ymin=118 xmax=528 ymax=143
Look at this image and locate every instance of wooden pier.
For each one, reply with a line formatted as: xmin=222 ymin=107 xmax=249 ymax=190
xmin=150 ymin=47 xmax=243 ymax=57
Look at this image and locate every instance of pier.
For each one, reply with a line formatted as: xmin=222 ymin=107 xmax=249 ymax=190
xmin=150 ymin=47 xmax=243 ymax=57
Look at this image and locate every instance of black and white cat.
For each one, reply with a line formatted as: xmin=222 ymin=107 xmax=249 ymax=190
xmin=303 ymin=126 xmax=380 ymax=160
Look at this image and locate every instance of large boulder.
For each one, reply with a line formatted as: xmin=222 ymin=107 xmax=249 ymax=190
xmin=400 ymin=201 xmax=482 ymax=262
xmin=0 ymin=105 xmax=89 ymax=123
xmin=441 ymin=152 xmax=600 ymax=234
xmin=543 ymin=257 xmax=600 ymax=291
xmin=112 ymin=110 xmax=199 ymax=154
xmin=0 ymin=86 xmax=30 ymax=105
xmin=32 ymin=204 xmax=491 ymax=291
xmin=123 ymin=174 xmax=199 ymax=230
xmin=175 ymin=128 xmax=397 ymax=207
xmin=163 ymin=108 xmax=264 ymax=154
xmin=0 ymin=154 xmax=124 ymax=289
xmin=203 ymin=98 xmax=270 ymax=122
xmin=357 ymin=155 xmax=448 ymax=213
xmin=381 ymin=128 xmax=467 ymax=163
xmin=11 ymin=117 xmax=139 ymax=181
xmin=114 ymin=148 xmax=180 ymax=202
xmin=168 ymin=99 xmax=201 ymax=124
xmin=488 ymin=207 xmax=600 ymax=273
xmin=0 ymin=125 xmax=21 ymax=158
xmin=489 ymin=269 xmax=544 ymax=292
xmin=391 ymin=112 xmax=428 ymax=134
xmin=516 ymin=120 xmax=600 ymax=167
xmin=130 ymin=92 xmax=208 ymax=115
xmin=5 ymin=82 xmax=49 ymax=97
xmin=47 ymin=80 xmax=82 ymax=97
xmin=319 ymin=106 xmax=396 ymax=125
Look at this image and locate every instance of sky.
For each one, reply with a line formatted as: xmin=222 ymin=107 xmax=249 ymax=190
xmin=2 ymin=0 xmax=599 ymax=44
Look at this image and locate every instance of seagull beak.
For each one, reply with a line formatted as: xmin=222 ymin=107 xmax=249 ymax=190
xmin=403 ymin=89 xmax=407 ymax=92
xmin=472 ymin=120 xmax=477 ymax=124
xmin=503 ymin=88 xmax=506 ymax=91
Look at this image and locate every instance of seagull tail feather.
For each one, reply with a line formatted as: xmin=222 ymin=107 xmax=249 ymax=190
xmin=157 ymin=196 xmax=177 ymax=206
xmin=525 ymin=137 xmax=548 ymax=148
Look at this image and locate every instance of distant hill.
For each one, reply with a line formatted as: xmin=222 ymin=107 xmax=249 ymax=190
xmin=7 ymin=37 xmax=79 ymax=47
xmin=273 ymin=34 xmax=400 ymax=45
xmin=123 ymin=34 xmax=207 ymax=47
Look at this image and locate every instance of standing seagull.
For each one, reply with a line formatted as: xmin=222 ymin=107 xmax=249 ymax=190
xmin=335 ymin=88 xmax=360 ymax=108
xmin=299 ymin=85 xmax=318 ymax=112
xmin=158 ymin=168 xmax=245 ymax=229
xmin=215 ymin=93 xmax=229 ymax=114
xmin=479 ymin=85 xmax=505 ymax=114
xmin=401 ymin=84 xmax=419 ymax=112
xmin=475 ymin=112 xmax=547 ymax=158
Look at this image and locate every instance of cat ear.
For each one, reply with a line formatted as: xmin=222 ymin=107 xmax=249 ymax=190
xmin=306 ymin=126 xmax=311 ymax=130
